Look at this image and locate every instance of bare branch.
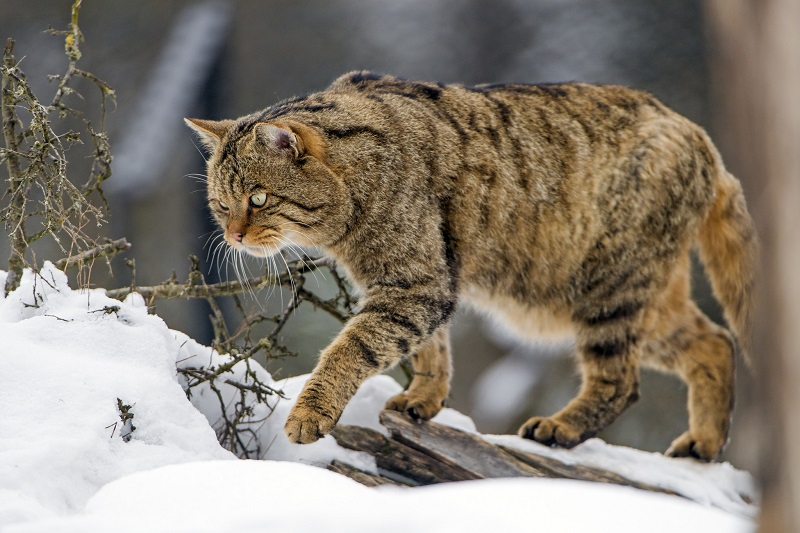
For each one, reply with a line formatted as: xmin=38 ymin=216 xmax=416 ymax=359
xmin=1 ymin=1 xmax=117 ymax=291
xmin=2 ymin=39 xmax=28 ymax=293
xmin=53 ymin=237 xmax=131 ymax=271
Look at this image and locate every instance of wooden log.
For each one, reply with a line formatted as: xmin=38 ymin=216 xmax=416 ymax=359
xmin=331 ymin=424 xmax=479 ymax=485
xmin=379 ymin=410 xmax=548 ymax=480
xmin=327 ymin=411 xmax=753 ymax=515
xmin=327 ymin=460 xmax=403 ymax=487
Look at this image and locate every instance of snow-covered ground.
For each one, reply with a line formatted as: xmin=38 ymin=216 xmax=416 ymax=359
xmin=0 ymin=264 xmax=757 ymax=532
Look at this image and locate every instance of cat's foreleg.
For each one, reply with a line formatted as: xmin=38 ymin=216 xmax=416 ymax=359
xmin=285 ymin=290 xmax=454 ymax=444
xmin=384 ymin=326 xmax=451 ymax=420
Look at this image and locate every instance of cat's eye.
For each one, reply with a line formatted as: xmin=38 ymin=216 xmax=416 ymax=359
xmin=250 ymin=192 xmax=267 ymax=207
xmin=217 ymin=200 xmax=229 ymax=211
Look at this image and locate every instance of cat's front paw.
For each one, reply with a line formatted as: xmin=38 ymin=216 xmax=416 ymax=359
xmin=665 ymin=431 xmax=724 ymax=461
xmin=518 ymin=416 xmax=588 ymax=448
xmin=285 ymin=404 xmax=335 ymax=444
xmin=384 ymin=391 xmax=443 ymax=421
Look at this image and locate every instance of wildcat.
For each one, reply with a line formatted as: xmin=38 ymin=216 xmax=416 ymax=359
xmin=186 ymin=71 xmax=757 ymax=461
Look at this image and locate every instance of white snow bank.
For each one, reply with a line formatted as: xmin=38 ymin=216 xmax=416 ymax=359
xmin=0 ymin=264 xmax=474 ymax=528
xmin=0 ymin=264 xmax=234 ymax=525
xmin=488 ymin=434 xmax=757 ymax=519
xmin=0 ymin=264 xmax=757 ymax=532
xmin=6 ymin=460 xmax=753 ymax=533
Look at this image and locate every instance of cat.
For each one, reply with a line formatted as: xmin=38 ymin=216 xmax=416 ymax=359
xmin=186 ymin=71 xmax=757 ymax=461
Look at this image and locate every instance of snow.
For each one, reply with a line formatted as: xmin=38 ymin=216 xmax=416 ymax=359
xmin=6 ymin=461 xmax=752 ymax=533
xmin=487 ymin=435 xmax=756 ymax=519
xmin=0 ymin=264 xmax=758 ymax=532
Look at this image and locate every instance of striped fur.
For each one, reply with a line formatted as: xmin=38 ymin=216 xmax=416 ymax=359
xmin=186 ymin=71 xmax=757 ymax=460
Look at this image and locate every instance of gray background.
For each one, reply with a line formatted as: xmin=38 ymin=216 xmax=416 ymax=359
xmin=1 ymin=0 xmax=758 ymax=467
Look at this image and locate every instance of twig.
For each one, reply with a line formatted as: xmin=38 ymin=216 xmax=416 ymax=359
xmin=105 ymin=258 xmax=333 ymax=305
xmin=1 ymin=1 xmax=116 ymax=292
xmin=53 ymin=237 xmax=131 ymax=271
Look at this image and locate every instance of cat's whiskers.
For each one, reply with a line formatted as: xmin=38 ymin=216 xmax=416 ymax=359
xmin=214 ymin=240 xmax=230 ymax=278
xmin=235 ymin=248 xmax=258 ymax=300
xmin=188 ymin=139 xmax=209 ymax=162
xmin=276 ymin=231 xmax=326 ymax=288
xmin=256 ymin=244 xmax=276 ymax=304
xmin=183 ymin=172 xmax=209 ymax=184
xmin=204 ymin=231 xmax=225 ymax=265
xmin=268 ymin=250 xmax=286 ymax=311
xmin=271 ymin=238 xmax=300 ymax=311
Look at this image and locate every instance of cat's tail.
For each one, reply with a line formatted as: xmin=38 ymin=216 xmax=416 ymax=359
xmin=697 ymin=160 xmax=759 ymax=361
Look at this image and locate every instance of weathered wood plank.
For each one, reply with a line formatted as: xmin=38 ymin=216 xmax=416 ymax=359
xmin=331 ymin=424 xmax=479 ymax=485
xmin=379 ymin=410 xmax=549 ymax=479
xmin=327 ymin=460 xmax=403 ymax=487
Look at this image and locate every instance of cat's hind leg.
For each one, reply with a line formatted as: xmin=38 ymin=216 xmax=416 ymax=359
xmin=641 ymin=301 xmax=735 ymax=460
xmin=518 ymin=306 xmax=642 ymax=448
xmin=384 ymin=326 xmax=451 ymax=420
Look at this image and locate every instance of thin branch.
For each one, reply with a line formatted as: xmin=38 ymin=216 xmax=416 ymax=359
xmin=53 ymin=237 xmax=131 ymax=271
xmin=105 ymin=258 xmax=333 ymax=304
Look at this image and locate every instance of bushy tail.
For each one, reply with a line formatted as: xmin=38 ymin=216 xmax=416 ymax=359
xmin=697 ymin=167 xmax=759 ymax=359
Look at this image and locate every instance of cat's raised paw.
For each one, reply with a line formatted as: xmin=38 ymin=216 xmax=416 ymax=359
xmin=665 ymin=431 xmax=723 ymax=462
xmin=384 ymin=391 xmax=443 ymax=422
xmin=518 ymin=416 xmax=586 ymax=448
xmin=285 ymin=404 xmax=335 ymax=444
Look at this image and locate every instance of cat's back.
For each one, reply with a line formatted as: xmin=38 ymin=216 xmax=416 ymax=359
xmin=332 ymin=72 xmax=715 ymax=293
xmin=326 ymin=70 xmax=670 ymax=136
xmin=322 ymin=71 xmax=691 ymax=196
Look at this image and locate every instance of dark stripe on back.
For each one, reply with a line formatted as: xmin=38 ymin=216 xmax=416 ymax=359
xmin=324 ymin=125 xmax=387 ymax=141
xmin=534 ymin=83 xmax=570 ymax=98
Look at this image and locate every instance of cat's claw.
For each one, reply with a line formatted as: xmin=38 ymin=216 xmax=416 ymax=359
xmin=384 ymin=391 xmax=442 ymax=422
xmin=518 ymin=416 xmax=587 ymax=449
xmin=285 ymin=404 xmax=335 ymax=444
xmin=665 ymin=431 xmax=722 ymax=462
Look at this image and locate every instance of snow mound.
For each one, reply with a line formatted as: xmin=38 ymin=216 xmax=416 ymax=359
xmin=0 ymin=264 xmax=757 ymax=532
xmin=0 ymin=264 xmax=234 ymax=524
xmin=7 ymin=460 xmax=753 ymax=533
xmin=488 ymin=434 xmax=757 ymax=519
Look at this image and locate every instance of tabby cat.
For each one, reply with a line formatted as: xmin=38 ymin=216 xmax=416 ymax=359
xmin=186 ymin=71 xmax=757 ymax=461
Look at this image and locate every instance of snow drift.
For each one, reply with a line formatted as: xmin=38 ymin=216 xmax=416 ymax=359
xmin=0 ymin=264 xmax=757 ymax=532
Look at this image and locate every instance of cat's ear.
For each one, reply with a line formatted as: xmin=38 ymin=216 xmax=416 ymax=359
xmin=254 ymin=123 xmax=303 ymax=158
xmin=184 ymin=118 xmax=234 ymax=153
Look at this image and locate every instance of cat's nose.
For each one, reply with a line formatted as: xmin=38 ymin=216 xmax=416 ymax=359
xmin=231 ymin=232 xmax=243 ymax=242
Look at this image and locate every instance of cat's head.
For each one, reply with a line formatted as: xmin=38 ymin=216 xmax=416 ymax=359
xmin=185 ymin=117 xmax=349 ymax=258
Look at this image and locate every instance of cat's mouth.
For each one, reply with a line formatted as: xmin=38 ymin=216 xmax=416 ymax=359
xmin=225 ymin=237 xmax=281 ymax=258
xmin=241 ymin=242 xmax=281 ymax=258
xmin=225 ymin=228 xmax=312 ymax=258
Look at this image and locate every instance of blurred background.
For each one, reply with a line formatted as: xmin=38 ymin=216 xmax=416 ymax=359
xmin=0 ymin=0 xmax=763 ymax=469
